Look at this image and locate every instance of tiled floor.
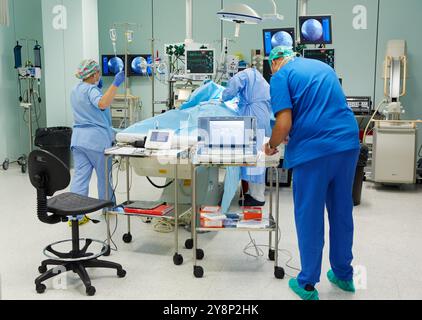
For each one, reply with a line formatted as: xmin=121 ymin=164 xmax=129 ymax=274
xmin=1 ymin=164 xmax=421 ymax=300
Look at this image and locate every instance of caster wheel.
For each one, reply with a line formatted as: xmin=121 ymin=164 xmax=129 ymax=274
xmin=193 ymin=266 xmax=204 ymax=278
xmin=173 ymin=254 xmax=184 ymax=266
xmin=102 ymin=245 xmax=111 ymax=257
xmin=274 ymin=267 xmax=285 ymax=280
xmin=17 ymin=156 xmax=25 ymax=166
xmin=143 ymin=218 xmax=152 ymax=224
xmin=185 ymin=239 xmax=193 ymax=250
xmin=123 ymin=233 xmax=133 ymax=244
xmin=21 ymin=164 xmax=27 ymax=174
xmin=268 ymin=250 xmax=275 ymax=261
xmin=86 ymin=286 xmax=96 ymax=296
xmin=38 ymin=265 xmax=48 ymax=274
xmin=117 ymin=269 xmax=127 ymax=278
xmin=36 ymin=284 xmax=46 ymax=294
xmin=196 ymin=249 xmax=204 ymax=260
xmin=2 ymin=159 xmax=9 ymax=171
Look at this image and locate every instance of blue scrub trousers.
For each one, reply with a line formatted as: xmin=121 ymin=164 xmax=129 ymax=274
xmin=293 ymin=149 xmax=360 ymax=288
xmin=71 ymin=147 xmax=114 ymax=215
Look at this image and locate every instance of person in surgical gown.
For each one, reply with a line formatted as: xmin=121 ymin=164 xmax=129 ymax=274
xmin=70 ymin=59 xmax=125 ymax=225
xmin=222 ymin=68 xmax=273 ymax=206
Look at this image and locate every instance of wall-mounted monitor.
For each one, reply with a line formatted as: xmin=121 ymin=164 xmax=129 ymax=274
xmin=102 ymin=54 xmax=153 ymax=77
xmin=263 ymin=28 xmax=295 ymax=57
xmin=102 ymin=55 xmax=125 ymax=76
xmin=128 ymin=54 xmax=153 ymax=76
xmin=299 ymin=15 xmax=332 ymax=45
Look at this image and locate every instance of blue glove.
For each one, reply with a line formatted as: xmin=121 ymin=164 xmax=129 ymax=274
xmin=97 ymin=78 xmax=103 ymax=89
xmin=113 ymin=71 xmax=125 ymax=87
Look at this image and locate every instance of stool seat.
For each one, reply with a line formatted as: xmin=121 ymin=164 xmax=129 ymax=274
xmin=48 ymin=193 xmax=113 ymax=217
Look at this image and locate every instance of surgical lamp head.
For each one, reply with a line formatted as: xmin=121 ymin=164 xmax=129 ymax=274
xmin=217 ymin=4 xmax=262 ymax=38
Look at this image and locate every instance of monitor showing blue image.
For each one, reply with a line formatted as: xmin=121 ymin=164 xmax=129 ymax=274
xmin=299 ymin=15 xmax=332 ymax=45
xmin=102 ymin=54 xmax=153 ymax=77
xmin=129 ymin=54 xmax=153 ymax=76
xmin=263 ymin=28 xmax=295 ymax=57
xmin=102 ymin=55 xmax=125 ymax=76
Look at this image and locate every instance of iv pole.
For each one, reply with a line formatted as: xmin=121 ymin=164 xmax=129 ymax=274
xmin=110 ymin=22 xmax=140 ymax=128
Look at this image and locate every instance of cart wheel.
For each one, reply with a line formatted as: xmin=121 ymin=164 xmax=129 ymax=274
xmin=2 ymin=159 xmax=9 ymax=171
xmin=17 ymin=156 xmax=26 ymax=166
xmin=173 ymin=253 xmax=184 ymax=266
xmin=123 ymin=233 xmax=133 ymax=244
xmin=185 ymin=239 xmax=194 ymax=250
xmin=193 ymin=266 xmax=204 ymax=278
xmin=102 ymin=245 xmax=111 ymax=257
xmin=268 ymin=249 xmax=275 ymax=261
xmin=274 ymin=266 xmax=285 ymax=280
xmin=86 ymin=286 xmax=96 ymax=296
xmin=36 ymin=284 xmax=46 ymax=294
xmin=117 ymin=269 xmax=127 ymax=278
xmin=38 ymin=265 xmax=48 ymax=274
xmin=196 ymin=249 xmax=205 ymax=260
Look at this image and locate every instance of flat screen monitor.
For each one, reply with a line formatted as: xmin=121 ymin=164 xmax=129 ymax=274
xmin=198 ymin=116 xmax=256 ymax=148
xmin=102 ymin=54 xmax=153 ymax=77
xmin=185 ymin=49 xmax=215 ymax=76
xmin=102 ymin=55 xmax=125 ymax=76
xmin=128 ymin=54 xmax=153 ymax=76
xmin=299 ymin=15 xmax=332 ymax=45
xmin=263 ymin=28 xmax=295 ymax=57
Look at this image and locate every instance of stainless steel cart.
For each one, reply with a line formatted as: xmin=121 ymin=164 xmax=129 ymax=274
xmin=189 ymin=156 xmax=285 ymax=279
xmin=103 ymin=147 xmax=197 ymax=266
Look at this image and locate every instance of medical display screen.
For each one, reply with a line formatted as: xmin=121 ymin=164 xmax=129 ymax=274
xmin=186 ymin=50 xmax=215 ymax=75
xmin=102 ymin=55 xmax=125 ymax=76
xmin=129 ymin=54 xmax=153 ymax=76
xmin=299 ymin=15 xmax=332 ymax=45
xmin=209 ymin=120 xmax=245 ymax=146
xmin=102 ymin=54 xmax=153 ymax=77
xmin=263 ymin=28 xmax=295 ymax=56
xmin=150 ymin=131 xmax=170 ymax=143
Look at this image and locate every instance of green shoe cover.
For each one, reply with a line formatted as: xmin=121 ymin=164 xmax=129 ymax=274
xmin=327 ymin=270 xmax=356 ymax=293
xmin=289 ymin=278 xmax=319 ymax=301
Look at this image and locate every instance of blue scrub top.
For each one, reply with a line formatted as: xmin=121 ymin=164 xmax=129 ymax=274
xmin=70 ymin=82 xmax=115 ymax=152
xmin=270 ymin=58 xmax=359 ymax=169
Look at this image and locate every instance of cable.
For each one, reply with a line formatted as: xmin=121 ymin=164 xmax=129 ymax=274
xmin=418 ymin=145 xmax=422 ymax=158
xmin=147 ymin=177 xmax=174 ymax=189
xmin=363 ymin=99 xmax=387 ymax=144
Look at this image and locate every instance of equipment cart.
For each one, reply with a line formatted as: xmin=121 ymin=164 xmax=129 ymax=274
xmin=104 ymin=146 xmax=200 ymax=266
xmin=189 ymin=153 xmax=285 ymax=279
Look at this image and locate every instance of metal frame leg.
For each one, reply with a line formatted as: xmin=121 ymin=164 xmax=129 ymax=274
xmin=192 ymin=165 xmax=204 ymax=278
xmin=173 ymin=164 xmax=183 ymax=265
xmin=105 ymin=155 xmax=112 ymax=251
xmin=126 ymin=157 xmax=131 ymax=236
xmin=269 ymin=167 xmax=274 ymax=255
xmin=274 ymin=168 xmax=280 ymax=268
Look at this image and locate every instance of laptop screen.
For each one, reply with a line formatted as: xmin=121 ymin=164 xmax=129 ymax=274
xmin=209 ymin=120 xmax=245 ymax=147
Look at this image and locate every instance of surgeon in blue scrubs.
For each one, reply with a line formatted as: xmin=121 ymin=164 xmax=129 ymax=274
xmin=222 ymin=68 xmax=272 ymax=206
xmin=265 ymin=46 xmax=360 ymax=300
xmin=70 ymin=59 xmax=125 ymax=225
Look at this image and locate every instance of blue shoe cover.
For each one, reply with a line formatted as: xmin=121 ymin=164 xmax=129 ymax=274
xmin=289 ymin=278 xmax=319 ymax=301
xmin=327 ymin=270 xmax=356 ymax=293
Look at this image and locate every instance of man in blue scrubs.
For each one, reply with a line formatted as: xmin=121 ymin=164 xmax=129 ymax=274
xmin=70 ymin=59 xmax=125 ymax=225
xmin=265 ymin=46 xmax=360 ymax=300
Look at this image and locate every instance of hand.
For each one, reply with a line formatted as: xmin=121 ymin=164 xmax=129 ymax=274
xmin=264 ymin=143 xmax=279 ymax=156
xmin=113 ymin=71 xmax=125 ymax=87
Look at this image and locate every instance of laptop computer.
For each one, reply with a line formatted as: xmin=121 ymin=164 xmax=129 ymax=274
xmin=196 ymin=117 xmax=258 ymax=164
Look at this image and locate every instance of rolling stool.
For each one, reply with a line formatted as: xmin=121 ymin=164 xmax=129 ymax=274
xmin=28 ymin=150 xmax=126 ymax=296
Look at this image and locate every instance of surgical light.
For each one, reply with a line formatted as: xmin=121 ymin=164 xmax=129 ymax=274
xmin=217 ymin=4 xmax=262 ymax=37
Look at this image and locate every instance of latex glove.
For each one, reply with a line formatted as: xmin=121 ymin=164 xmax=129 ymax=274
xmin=113 ymin=71 xmax=125 ymax=87
xmin=97 ymin=78 xmax=103 ymax=89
